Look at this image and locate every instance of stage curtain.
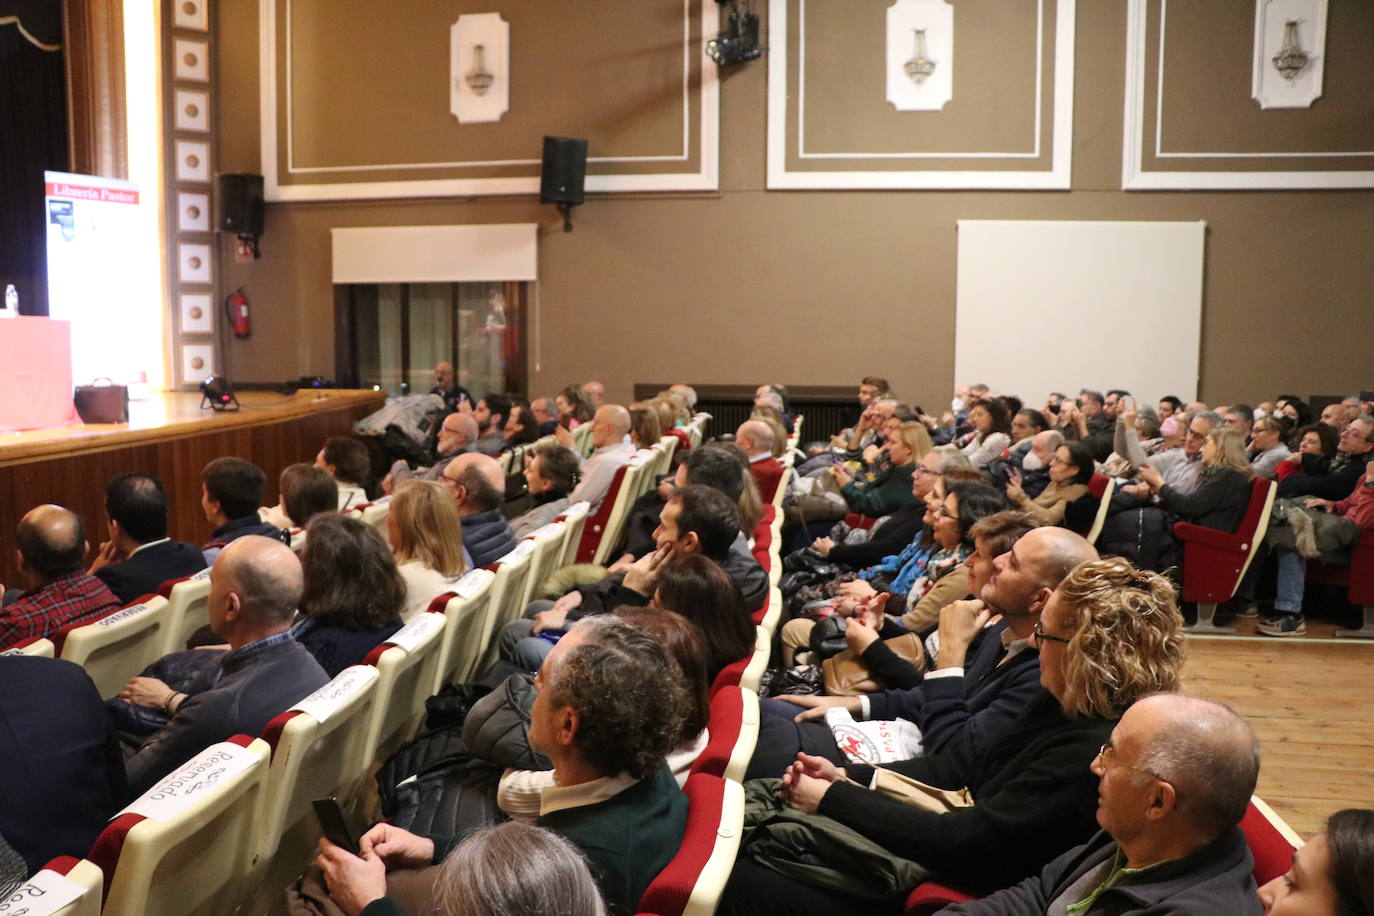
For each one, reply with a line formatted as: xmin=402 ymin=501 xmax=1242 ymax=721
xmin=0 ymin=0 xmax=68 ymax=316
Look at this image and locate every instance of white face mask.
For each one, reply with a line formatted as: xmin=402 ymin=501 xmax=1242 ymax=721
xmin=1252 ymin=408 xmax=1268 ymax=421
xmin=1022 ymin=450 xmax=1045 ymax=471
xmin=951 ymin=397 xmax=966 ymax=413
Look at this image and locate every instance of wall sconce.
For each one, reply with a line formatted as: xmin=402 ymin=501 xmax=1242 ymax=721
xmin=904 ymin=29 xmax=936 ymax=85
xmin=466 ymin=45 xmax=495 ymax=95
xmin=1271 ymin=20 xmax=1309 ymax=81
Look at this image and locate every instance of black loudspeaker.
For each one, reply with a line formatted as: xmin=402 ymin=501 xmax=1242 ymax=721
xmin=539 ymin=137 xmax=588 ymax=206
xmin=218 ymin=173 xmax=264 ymax=236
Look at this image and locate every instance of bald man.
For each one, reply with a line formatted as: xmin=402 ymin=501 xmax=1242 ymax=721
xmin=1 ymin=505 xmax=121 ymax=648
xmin=441 ymin=453 xmax=517 ymax=568
xmin=385 ymin=411 xmax=480 ymax=492
xmin=736 ymin=419 xmax=786 ymax=503
xmin=122 ymin=536 xmax=329 ymax=795
xmin=567 ymin=404 xmax=635 ymax=513
xmin=945 ymin=694 xmax=1262 ymax=914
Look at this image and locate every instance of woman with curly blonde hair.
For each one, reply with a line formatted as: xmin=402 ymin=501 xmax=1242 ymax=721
xmin=722 ymin=554 xmax=1187 ymax=915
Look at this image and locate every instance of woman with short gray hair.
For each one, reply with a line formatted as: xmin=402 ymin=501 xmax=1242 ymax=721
xmin=434 ymin=821 xmax=606 ymax=916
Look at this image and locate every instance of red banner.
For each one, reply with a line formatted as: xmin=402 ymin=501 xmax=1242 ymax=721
xmin=45 ymin=182 xmax=140 ymax=205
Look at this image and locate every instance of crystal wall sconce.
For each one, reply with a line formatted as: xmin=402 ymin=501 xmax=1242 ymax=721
xmin=452 ymin=14 xmax=509 ymax=124
xmin=887 ymin=0 xmax=952 ymax=111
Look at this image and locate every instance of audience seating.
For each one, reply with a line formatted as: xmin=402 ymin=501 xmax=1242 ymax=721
xmin=740 ymin=627 xmax=771 ymax=694
xmin=30 ymin=856 xmax=104 ymax=916
xmin=656 ymin=433 xmax=680 ymax=478
xmin=709 ymin=655 xmax=747 ymax=698
xmin=1177 ymin=477 xmax=1276 ymax=633
xmin=756 ymin=587 xmax=783 ymax=637
xmin=89 ymin=735 xmax=271 ymax=916
xmin=555 ymin=499 xmax=593 ymax=567
xmin=1307 ymin=527 xmax=1374 ymax=638
xmin=358 ymin=500 xmax=390 ymax=537
xmin=690 ymin=685 xmax=760 ymax=784
xmin=362 ymin=612 xmax=447 ymax=763
xmin=574 ymin=450 xmax=655 ymax=565
xmin=250 ymin=666 xmax=382 ymax=908
xmin=426 ymin=568 xmax=498 ymax=688
xmin=156 ymin=568 xmax=213 ymax=655
xmin=1084 ymin=473 xmax=1116 ymax=545
xmin=473 ymin=543 xmax=538 ymax=671
xmin=635 ymin=773 xmax=745 ymax=916
xmin=1 ymin=635 xmax=55 ymax=657
xmin=573 ymin=422 xmax=595 ymax=457
xmin=771 ymin=466 xmax=793 ymax=510
xmin=52 ymin=595 xmax=171 ymax=700
xmin=904 ymin=795 xmax=1302 ymax=914
xmin=516 ymin=521 xmax=569 ymax=611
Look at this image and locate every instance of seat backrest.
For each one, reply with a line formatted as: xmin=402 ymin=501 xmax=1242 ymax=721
xmin=475 ymin=544 xmax=538 ymax=671
xmin=657 ymin=434 xmax=679 ymax=478
xmin=90 ymin=735 xmax=270 ymax=916
xmin=21 ymin=856 xmax=104 ymax=916
xmin=519 ymin=521 xmax=568 ymax=610
xmin=288 ymin=528 xmax=308 ymax=554
xmin=637 ymin=773 xmax=745 ymax=916
xmin=363 ymin=612 xmax=448 ymax=761
xmin=691 ymin=685 xmax=760 ymax=784
xmin=739 ymin=627 xmax=771 ymax=693
xmin=157 ymin=567 xmax=213 ymax=655
xmin=1 ymin=635 xmax=55 ymax=657
xmin=1085 ymin=475 xmax=1116 ymax=545
xmin=589 ymin=451 xmax=655 ymax=565
xmin=573 ymin=421 xmax=595 ymax=457
xmin=1243 ymin=796 xmax=1304 ymax=885
xmin=556 ymin=499 xmax=593 ymax=566
xmin=54 ymin=596 xmax=170 ymax=699
xmin=429 ymin=569 xmax=497 ymax=687
xmin=755 ymin=586 xmax=783 ymax=636
xmin=359 ymin=499 xmax=390 ymax=537
xmin=256 ymin=666 xmax=381 ymax=872
xmin=771 ymin=466 xmax=793 ymax=510
xmin=1234 ymin=478 xmax=1277 ymax=585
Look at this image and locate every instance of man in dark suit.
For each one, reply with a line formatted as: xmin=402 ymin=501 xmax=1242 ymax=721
xmin=0 ymin=655 xmax=127 ymax=873
xmin=88 ymin=472 xmax=207 ymax=604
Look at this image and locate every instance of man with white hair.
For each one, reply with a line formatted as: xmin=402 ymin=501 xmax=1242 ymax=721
xmin=566 ymin=405 xmax=635 ymax=512
xmin=384 ymin=412 xmax=480 ymax=492
xmin=736 ymin=419 xmax=785 ymax=502
xmin=669 ymin=384 xmax=697 ymax=411
xmin=1017 ymin=429 xmax=1065 ymax=501
xmin=582 ymin=381 xmax=606 ymax=408
xmin=943 ymin=694 xmax=1262 ymax=914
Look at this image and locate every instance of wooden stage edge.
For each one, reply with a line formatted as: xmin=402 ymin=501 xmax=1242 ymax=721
xmin=0 ymin=389 xmax=384 ymax=586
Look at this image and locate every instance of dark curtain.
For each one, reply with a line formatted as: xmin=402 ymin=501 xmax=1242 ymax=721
xmin=0 ymin=0 xmax=68 ymax=316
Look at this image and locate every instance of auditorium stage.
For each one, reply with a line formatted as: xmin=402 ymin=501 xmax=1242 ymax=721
xmin=0 ymin=389 xmax=384 ymax=586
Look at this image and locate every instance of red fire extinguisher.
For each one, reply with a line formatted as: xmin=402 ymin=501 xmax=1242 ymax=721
xmin=225 ymin=288 xmax=251 ymax=339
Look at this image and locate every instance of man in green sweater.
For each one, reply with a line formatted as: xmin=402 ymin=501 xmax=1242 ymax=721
xmin=295 ymin=616 xmax=689 ymax=916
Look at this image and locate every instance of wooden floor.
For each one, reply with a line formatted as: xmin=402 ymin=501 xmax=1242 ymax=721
xmin=1182 ymin=633 xmax=1374 ymax=838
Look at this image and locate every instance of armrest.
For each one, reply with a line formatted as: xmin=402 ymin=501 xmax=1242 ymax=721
xmin=1173 ymin=521 xmax=1244 ymax=551
xmin=906 ymin=881 xmax=979 ymax=915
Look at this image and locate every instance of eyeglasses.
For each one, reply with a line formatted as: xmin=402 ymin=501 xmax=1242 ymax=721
xmin=1097 ymin=742 xmax=1166 ymax=784
xmin=1031 ymin=620 xmax=1071 ymax=645
xmin=934 ymin=505 xmax=956 ymax=520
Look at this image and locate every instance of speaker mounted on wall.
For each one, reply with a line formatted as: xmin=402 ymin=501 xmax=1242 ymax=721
xmin=539 ymin=136 xmax=588 ymax=232
xmin=217 ymin=173 xmax=264 ymax=258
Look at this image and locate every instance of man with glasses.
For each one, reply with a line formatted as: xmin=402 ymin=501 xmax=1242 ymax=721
xmin=941 ymin=694 xmax=1263 ymax=914
xmin=1120 ymin=411 xmax=1221 ymax=502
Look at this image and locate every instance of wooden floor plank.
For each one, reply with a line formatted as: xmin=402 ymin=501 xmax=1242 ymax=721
xmin=1181 ymin=634 xmax=1374 ymax=840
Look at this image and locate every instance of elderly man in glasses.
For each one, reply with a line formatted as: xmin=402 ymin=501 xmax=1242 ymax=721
xmin=942 ymin=693 xmax=1263 ymax=915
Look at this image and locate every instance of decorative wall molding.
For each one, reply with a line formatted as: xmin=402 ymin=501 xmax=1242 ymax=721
xmin=259 ymin=0 xmax=719 ymax=201
xmin=1123 ymin=0 xmax=1374 ymax=189
xmin=1252 ymin=0 xmax=1327 ymax=110
xmin=886 ymin=0 xmax=953 ymax=112
xmin=768 ymin=0 xmax=1075 ymax=190
xmin=451 ymin=13 xmax=509 ymax=124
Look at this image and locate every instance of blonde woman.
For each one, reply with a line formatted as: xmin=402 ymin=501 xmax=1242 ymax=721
xmin=829 ymin=420 xmax=930 ymax=518
xmin=387 ymin=480 xmax=467 ymax=620
xmin=1138 ymin=426 xmax=1255 ymax=535
xmin=628 ymin=403 xmax=664 ymax=449
xmin=724 ymin=556 xmax=1186 ymax=910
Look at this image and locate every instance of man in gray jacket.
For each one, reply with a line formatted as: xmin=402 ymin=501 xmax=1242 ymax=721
xmin=944 ymin=694 xmax=1263 ymax=915
xmin=125 ymin=536 xmax=329 ymax=796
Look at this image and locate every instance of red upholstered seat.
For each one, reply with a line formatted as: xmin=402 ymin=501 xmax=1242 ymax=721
xmin=906 ymin=881 xmax=978 ymax=914
xmin=710 ymin=656 xmax=748 ymax=697
xmin=574 ymin=464 xmax=633 ymax=563
xmin=1307 ymin=528 xmax=1374 ymax=637
xmin=1087 ymin=472 xmax=1110 ymax=500
xmin=664 ymin=427 xmax=692 ymax=452
xmin=691 ymin=686 xmax=747 ymax=779
xmin=1176 ymin=477 xmax=1273 ymax=603
xmin=637 ymin=773 xmax=741 ymax=916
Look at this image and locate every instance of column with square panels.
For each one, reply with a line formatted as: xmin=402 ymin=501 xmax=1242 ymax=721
xmin=165 ymin=0 xmax=217 ymax=389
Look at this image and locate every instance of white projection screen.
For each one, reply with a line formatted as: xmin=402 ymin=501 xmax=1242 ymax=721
xmin=954 ymin=220 xmax=1206 ymax=409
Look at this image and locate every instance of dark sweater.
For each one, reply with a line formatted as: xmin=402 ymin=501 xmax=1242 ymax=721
xmin=818 ymin=691 xmax=1114 ymax=891
xmin=294 ymin=616 xmax=403 ymax=677
xmin=1277 ymin=452 xmax=1367 ymax=501
xmin=945 ymin=826 xmax=1260 ymax=915
xmin=1158 ymin=466 xmax=1253 ymax=533
xmin=461 ymin=509 xmax=518 ymax=569
xmin=840 ymin=464 xmax=918 ymax=517
xmin=827 ymin=505 xmax=925 ymax=571
xmin=573 ymin=534 xmax=769 ymax=618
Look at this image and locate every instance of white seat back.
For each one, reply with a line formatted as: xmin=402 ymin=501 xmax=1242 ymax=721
xmin=57 ymin=597 xmax=171 ymax=699
xmin=475 ymin=543 xmax=538 ymax=670
xmin=364 ymin=613 xmax=448 ymax=761
xmin=519 ymin=522 xmax=568 ymax=610
xmin=556 ymin=500 xmax=592 ymax=568
xmin=15 ymin=857 xmax=103 ymax=916
xmin=359 ymin=499 xmax=390 ymax=537
xmin=95 ymin=737 xmax=271 ymax=916
xmin=1 ymin=636 xmax=55 ymax=657
xmin=431 ymin=569 xmax=497 ymax=687
xmin=590 ymin=451 xmax=655 ymax=566
xmin=159 ymin=567 xmax=213 ymax=655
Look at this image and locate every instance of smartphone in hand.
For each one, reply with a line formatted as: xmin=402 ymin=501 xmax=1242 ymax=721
xmin=312 ymin=796 xmax=361 ymax=856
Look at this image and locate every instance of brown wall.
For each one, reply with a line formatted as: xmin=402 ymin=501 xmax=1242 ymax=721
xmin=215 ymin=0 xmax=1374 ymax=413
